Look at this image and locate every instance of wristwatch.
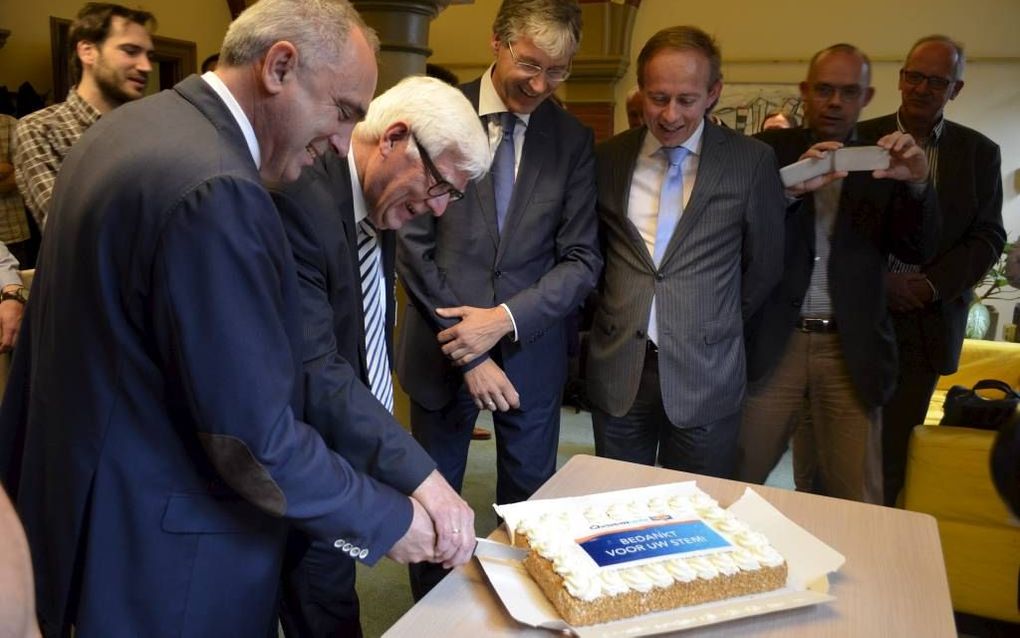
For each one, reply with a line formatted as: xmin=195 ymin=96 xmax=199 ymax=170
xmin=0 ymin=287 xmax=28 ymax=304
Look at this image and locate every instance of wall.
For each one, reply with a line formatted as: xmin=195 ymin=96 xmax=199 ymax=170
xmin=0 ymin=0 xmax=232 ymax=102
xmin=428 ymin=0 xmax=1020 ymax=331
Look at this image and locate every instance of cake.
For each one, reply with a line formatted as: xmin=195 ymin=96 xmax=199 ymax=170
xmin=508 ymin=486 xmax=787 ymax=626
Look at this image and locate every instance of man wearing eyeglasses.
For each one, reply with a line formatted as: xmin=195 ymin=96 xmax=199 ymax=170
xmin=270 ymin=76 xmax=489 ymax=638
xmin=736 ymin=43 xmax=939 ymax=504
xmin=857 ymin=35 xmax=1006 ymax=506
xmin=396 ymin=0 xmax=601 ymax=599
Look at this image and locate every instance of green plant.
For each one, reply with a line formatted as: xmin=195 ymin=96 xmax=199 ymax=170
xmin=973 ymin=240 xmax=1019 ymax=304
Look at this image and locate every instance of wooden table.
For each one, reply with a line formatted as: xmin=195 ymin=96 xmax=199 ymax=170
xmin=385 ymin=455 xmax=954 ymax=637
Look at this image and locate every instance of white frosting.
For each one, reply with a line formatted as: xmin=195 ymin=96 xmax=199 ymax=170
xmin=519 ymin=488 xmax=786 ymax=602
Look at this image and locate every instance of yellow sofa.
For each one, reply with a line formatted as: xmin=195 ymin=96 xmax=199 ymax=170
xmin=903 ymin=338 xmax=1020 ymax=623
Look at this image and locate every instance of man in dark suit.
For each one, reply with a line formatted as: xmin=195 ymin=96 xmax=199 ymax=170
xmin=586 ymin=26 xmax=786 ymax=478
xmin=737 ymin=43 xmax=939 ymax=504
xmin=0 ymin=2 xmax=460 ymax=635
xmin=858 ymin=35 xmax=1006 ymax=506
xmin=396 ymin=0 xmax=601 ymax=598
xmin=271 ymin=76 xmax=489 ymax=638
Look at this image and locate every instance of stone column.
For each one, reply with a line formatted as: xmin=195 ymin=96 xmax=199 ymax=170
xmin=353 ymin=0 xmax=456 ymax=93
xmin=561 ymin=0 xmax=640 ymax=141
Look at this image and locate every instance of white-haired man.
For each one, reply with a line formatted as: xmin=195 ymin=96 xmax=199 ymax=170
xmin=272 ymin=75 xmax=488 ymax=637
xmin=0 ymin=2 xmax=456 ymax=635
xmin=396 ymin=0 xmax=602 ymax=599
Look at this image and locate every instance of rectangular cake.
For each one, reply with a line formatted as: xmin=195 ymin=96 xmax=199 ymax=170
xmin=508 ymin=486 xmax=788 ymax=626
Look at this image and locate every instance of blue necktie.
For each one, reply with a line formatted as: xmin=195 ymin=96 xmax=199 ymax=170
xmin=357 ymin=220 xmax=394 ymax=413
xmin=649 ymin=145 xmax=690 ymax=345
xmin=492 ymin=112 xmax=517 ymax=234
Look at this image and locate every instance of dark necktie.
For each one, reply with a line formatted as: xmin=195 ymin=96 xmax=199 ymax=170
xmin=492 ymin=112 xmax=517 ymax=234
xmin=357 ymin=220 xmax=394 ymax=412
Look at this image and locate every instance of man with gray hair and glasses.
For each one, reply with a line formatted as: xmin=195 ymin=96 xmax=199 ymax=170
xmin=397 ymin=0 xmax=601 ymax=598
xmin=273 ymin=75 xmax=489 ymax=638
xmin=858 ymin=35 xmax=1006 ymax=506
xmin=0 ymin=2 xmax=451 ymax=635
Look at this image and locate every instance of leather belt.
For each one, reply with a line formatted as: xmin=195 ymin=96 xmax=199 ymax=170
xmin=797 ymin=317 xmax=838 ymax=333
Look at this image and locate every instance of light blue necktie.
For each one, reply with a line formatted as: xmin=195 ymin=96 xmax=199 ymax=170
xmin=492 ymin=112 xmax=517 ymax=234
xmin=648 ymin=145 xmax=690 ymax=345
xmin=357 ymin=220 xmax=394 ymax=413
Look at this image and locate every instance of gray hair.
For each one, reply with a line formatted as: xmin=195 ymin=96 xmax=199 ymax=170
xmin=220 ymin=0 xmax=377 ymax=71
xmin=354 ymin=76 xmax=490 ymax=180
xmin=908 ymin=34 xmax=966 ymax=80
xmin=492 ymin=0 xmax=582 ymax=60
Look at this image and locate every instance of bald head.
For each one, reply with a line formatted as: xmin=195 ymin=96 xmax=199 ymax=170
xmin=800 ymin=44 xmax=874 ymax=141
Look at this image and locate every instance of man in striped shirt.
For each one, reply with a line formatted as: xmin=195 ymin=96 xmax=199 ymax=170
xmin=14 ymin=3 xmax=155 ymax=228
xmin=858 ymin=35 xmax=1006 ymax=505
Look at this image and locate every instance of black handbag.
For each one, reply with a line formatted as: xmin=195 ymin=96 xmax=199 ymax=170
xmin=941 ymin=379 xmax=1020 ymax=431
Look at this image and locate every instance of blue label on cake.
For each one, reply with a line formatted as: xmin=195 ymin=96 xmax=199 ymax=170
xmin=577 ymin=520 xmax=732 ymax=568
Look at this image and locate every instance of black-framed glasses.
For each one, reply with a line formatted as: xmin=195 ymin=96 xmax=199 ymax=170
xmin=900 ymin=69 xmax=954 ymax=92
xmin=810 ymin=83 xmax=865 ymax=102
xmin=506 ymin=41 xmax=571 ymax=83
xmin=412 ymin=134 xmax=464 ymax=202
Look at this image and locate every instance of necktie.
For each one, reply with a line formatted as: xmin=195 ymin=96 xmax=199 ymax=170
xmin=648 ymin=145 xmax=690 ymax=345
xmin=357 ymin=220 xmax=394 ymax=413
xmin=492 ymin=112 xmax=517 ymax=234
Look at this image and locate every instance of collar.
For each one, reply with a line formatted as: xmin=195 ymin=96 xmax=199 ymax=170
xmin=347 ymin=143 xmax=369 ymax=225
xmin=640 ymin=117 xmax=706 ymax=158
xmin=66 ymin=86 xmax=102 ymax=127
xmin=478 ymin=64 xmax=532 ymax=127
xmin=201 ymin=71 xmax=261 ymax=169
xmin=895 ymin=109 xmax=945 ymax=144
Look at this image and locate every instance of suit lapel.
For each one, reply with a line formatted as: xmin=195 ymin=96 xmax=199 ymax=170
xmin=329 ymin=156 xmax=370 ymax=378
xmin=612 ymin=128 xmax=656 ymax=271
xmin=496 ymin=106 xmax=549 ymax=263
xmin=659 ymin=120 xmax=724 ymax=268
xmin=461 ymin=80 xmax=501 ymax=251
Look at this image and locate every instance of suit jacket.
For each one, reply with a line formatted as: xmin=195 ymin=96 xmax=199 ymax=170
xmin=858 ymin=114 xmax=1006 ymax=374
xmin=395 ymin=79 xmax=602 ymax=410
xmin=746 ymin=126 xmax=940 ymax=408
xmin=272 ymin=151 xmax=435 ymax=495
xmin=0 ymin=76 xmax=410 ymax=637
xmin=586 ymin=123 xmax=787 ymax=427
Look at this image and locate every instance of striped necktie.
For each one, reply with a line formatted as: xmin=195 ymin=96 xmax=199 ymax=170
xmin=357 ymin=220 xmax=394 ymax=413
xmin=493 ymin=112 xmax=517 ymax=234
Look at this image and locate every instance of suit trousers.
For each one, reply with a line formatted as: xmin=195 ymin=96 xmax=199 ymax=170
xmin=881 ymin=311 xmax=940 ymax=505
xmin=408 ymin=366 xmax=563 ymax=599
xmin=592 ymin=344 xmax=740 ymax=479
xmin=737 ymin=331 xmax=883 ymax=503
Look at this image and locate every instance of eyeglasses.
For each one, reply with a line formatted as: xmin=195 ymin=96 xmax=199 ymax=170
xmin=900 ymin=69 xmax=954 ymax=92
xmin=506 ymin=41 xmax=571 ymax=83
xmin=412 ymin=134 xmax=464 ymax=202
xmin=810 ymin=83 xmax=865 ymax=102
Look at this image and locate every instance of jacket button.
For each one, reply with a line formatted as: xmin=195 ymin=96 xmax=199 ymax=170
xmin=333 ymin=539 xmax=345 ymax=548
xmin=494 ymin=270 xmax=502 ymax=278
xmin=655 ymin=272 xmax=665 ymax=281
xmin=635 ymin=329 xmax=645 ymax=338
xmin=359 ymin=548 xmax=369 ymax=559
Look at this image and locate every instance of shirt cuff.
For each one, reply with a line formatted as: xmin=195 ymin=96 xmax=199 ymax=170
xmin=500 ymin=303 xmax=518 ymax=342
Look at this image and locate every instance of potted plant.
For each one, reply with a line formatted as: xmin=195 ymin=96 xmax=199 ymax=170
xmin=966 ymin=240 xmax=1019 ymax=340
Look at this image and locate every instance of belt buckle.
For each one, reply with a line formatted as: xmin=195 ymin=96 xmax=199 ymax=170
xmin=799 ymin=317 xmax=832 ymax=332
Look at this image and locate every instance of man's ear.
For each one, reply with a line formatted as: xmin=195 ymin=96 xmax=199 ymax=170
xmin=490 ymin=33 xmax=501 ymax=58
xmin=949 ymin=80 xmax=964 ymax=101
xmin=862 ymin=86 xmax=875 ymax=107
xmin=378 ymin=122 xmax=410 ymax=157
xmin=77 ymin=41 xmax=98 ymax=70
xmin=707 ymin=80 xmax=723 ymax=106
xmin=260 ymin=41 xmax=299 ymax=95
